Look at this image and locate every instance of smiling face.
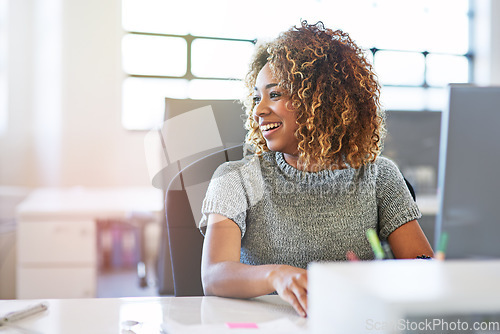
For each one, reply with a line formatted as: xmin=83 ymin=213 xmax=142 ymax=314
xmin=253 ymin=63 xmax=300 ymax=161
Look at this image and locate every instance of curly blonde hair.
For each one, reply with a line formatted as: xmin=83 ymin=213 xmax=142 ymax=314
xmin=243 ymin=21 xmax=385 ymax=170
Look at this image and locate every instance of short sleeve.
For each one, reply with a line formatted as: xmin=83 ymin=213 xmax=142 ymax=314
xmin=199 ymin=161 xmax=248 ymax=237
xmin=375 ymin=157 xmax=422 ymax=240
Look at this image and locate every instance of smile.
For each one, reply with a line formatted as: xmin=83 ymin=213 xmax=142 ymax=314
xmin=260 ymin=122 xmax=282 ymax=132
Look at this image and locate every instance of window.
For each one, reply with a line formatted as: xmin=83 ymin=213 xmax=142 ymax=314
xmin=0 ymin=0 xmax=7 ymax=134
xmin=121 ymin=0 xmax=472 ymax=130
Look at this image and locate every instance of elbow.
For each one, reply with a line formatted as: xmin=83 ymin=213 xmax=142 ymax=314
xmin=201 ymin=263 xmax=218 ymax=296
xmin=201 ymin=275 xmax=214 ymax=296
xmin=201 ymin=262 xmax=234 ymax=297
xmin=202 ymin=273 xmax=225 ymax=297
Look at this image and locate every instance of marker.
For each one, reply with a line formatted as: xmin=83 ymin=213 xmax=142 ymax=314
xmin=0 ymin=302 xmax=48 ymax=326
xmin=381 ymin=240 xmax=395 ymax=259
xmin=366 ymin=228 xmax=385 ymax=260
xmin=435 ymin=232 xmax=449 ymax=261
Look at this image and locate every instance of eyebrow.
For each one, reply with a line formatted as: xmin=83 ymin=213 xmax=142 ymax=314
xmin=254 ymin=83 xmax=278 ymax=91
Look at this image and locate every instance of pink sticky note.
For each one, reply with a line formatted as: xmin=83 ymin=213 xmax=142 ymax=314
xmin=226 ymin=322 xmax=259 ymax=329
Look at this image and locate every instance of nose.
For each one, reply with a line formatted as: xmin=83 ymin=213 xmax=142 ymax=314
xmin=253 ymin=100 xmax=271 ymax=120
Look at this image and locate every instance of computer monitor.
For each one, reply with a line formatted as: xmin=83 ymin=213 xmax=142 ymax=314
xmin=436 ymin=85 xmax=500 ymax=259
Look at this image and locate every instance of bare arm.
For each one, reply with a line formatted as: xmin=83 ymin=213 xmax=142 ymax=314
xmin=387 ymin=219 xmax=434 ymax=259
xmin=201 ymin=213 xmax=308 ymax=317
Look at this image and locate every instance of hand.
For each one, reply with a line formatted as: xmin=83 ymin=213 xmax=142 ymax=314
xmin=267 ymin=265 xmax=308 ymax=317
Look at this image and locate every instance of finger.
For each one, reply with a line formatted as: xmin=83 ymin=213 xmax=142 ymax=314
xmin=280 ymin=289 xmax=307 ymax=317
xmin=290 ymin=285 xmax=308 ymax=316
xmin=291 ymin=274 xmax=308 ymax=314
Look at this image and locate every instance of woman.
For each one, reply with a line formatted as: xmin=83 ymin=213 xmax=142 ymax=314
xmin=199 ymin=21 xmax=433 ymax=317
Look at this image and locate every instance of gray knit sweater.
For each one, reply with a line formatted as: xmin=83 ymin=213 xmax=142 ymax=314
xmin=200 ymin=151 xmax=421 ymax=267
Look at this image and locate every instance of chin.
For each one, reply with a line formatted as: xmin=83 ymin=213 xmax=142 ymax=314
xmin=265 ymin=142 xmax=281 ymax=153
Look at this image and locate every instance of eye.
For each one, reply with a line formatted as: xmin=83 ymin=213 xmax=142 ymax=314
xmin=252 ymin=95 xmax=261 ymax=104
xmin=270 ymin=91 xmax=282 ymax=99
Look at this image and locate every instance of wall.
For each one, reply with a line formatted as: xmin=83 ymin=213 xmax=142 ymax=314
xmin=0 ymin=0 xmax=152 ymax=299
xmin=0 ymin=0 xmax=36 ymax=186
xmin=0 ymin=0 xmax=150 ymax=188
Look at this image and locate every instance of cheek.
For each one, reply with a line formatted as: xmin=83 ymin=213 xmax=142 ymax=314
xmin=282 ymin=101 xmax=298 ymax=123
xmin=285 ymin=111 xmax=299 ymax=129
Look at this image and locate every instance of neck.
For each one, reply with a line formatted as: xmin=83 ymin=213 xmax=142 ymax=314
xmin=283 ymin=153 xmax=322 ymax=172
xmin=283 ymin=152 xmax=299 ymax=168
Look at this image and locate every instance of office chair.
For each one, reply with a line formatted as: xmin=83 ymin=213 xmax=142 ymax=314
xmin=404 ymin=178 xmax=416 ymax=202
xmin=156 ymin=99 xmax=247 ymax=295
xmin=165 ymin=144 xmax=245 ymax=296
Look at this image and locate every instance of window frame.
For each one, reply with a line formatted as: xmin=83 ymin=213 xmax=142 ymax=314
xmin=121 ymin=3 xmax=474 ymax=130
xmin=124 ymin=31 xmax=256 ymax=82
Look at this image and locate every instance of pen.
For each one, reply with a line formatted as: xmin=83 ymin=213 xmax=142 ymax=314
xmin=0 ymin=302 xmax=48 ymax=326
xmin=366 ymin=228 xmax=385 ymax=260
xmin=435 ymin=231 xmax=449 ymax=261
xmin=346 ymin=250 xmax=360 ymax=261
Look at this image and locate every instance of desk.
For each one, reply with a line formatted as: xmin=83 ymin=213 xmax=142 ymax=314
xmin=0 ymin=296 xmax=306 ymax=333
xmin=15 ymin=187 xmax=163 ymax=299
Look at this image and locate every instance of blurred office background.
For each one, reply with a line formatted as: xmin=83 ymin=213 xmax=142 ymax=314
xmin=1 ymin=0 xmax=499 ymax=299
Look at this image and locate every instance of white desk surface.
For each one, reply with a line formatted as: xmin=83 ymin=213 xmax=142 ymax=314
xmin=0 ymin=296 xmax=306 ymax=334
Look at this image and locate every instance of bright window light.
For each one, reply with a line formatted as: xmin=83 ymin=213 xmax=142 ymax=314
xmin=381 ymin=87 xmax=427 ymax=111
xmin=375 ymin=51 xmax=425 ymax=86
xmin=122 ymin=0 xmax=190 ymax=35
xmin=426 ymin=54 xmax=469 ymax=87
xmin=191 ymin=39 xmax=254 ymax=80
xmin=426 ymin=87 xmax=448 ymax=111
xmin=188 ymin=79 xmax=245 ymax=100
xmin=122 ymin=35 xmax=187 ymax=76
xmin=122 ymin=77 xmax=189 ymax=130
xmin=121 ymin=0 xmax=471 ymax=129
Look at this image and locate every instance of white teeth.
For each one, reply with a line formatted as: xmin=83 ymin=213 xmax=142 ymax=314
xmin=260 ymin=123 xmax=281 ymax=131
